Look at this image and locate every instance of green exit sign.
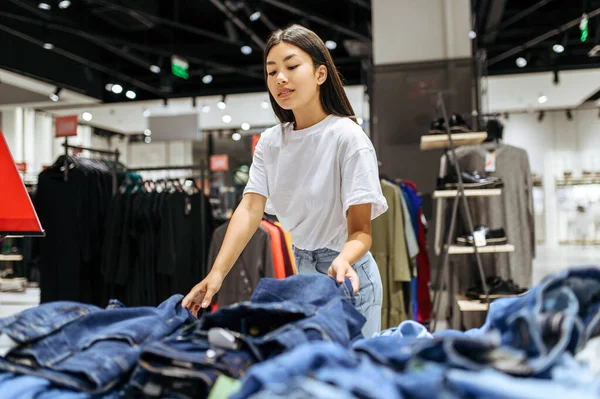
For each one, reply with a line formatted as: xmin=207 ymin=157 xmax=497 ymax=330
xmin=171 ymin=55 xmax=189 ymax=80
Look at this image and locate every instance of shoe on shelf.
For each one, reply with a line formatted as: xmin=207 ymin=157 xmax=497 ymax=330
xmin=449 ymin=114 xmax=472 ymax=133
xmin=428 ymin=117 xmax=447 ymax=135
xmin=465 ymin=276 xmax=527 ymax=300
xmin=437 ymin=171 xmax=504 ymax=190
xmin=456 ymin=225 xmax=508 ymax=246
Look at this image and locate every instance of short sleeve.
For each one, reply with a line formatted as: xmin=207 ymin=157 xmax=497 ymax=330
xmin=243 ymin=136 xmax=269 ymax=199
xmin=341 ymin=148 xmax=388 ymax=220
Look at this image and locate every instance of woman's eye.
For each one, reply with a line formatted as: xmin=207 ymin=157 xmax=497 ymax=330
xmin=288 ymin=65 xmax=299 ymax=70
xmin=268 ymin=71 xmax=276 ymax=76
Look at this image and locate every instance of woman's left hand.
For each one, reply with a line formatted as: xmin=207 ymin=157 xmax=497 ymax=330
xmin=328 ymin=256 xmax=360 ymax=294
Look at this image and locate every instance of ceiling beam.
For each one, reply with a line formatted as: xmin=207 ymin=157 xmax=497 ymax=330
xmin=259 ymin=0 xmax=369 ymax=40
xmin=482 ymin=0 xmax=507 ymax=44
xmin=347 ymin=0 xmax=370 ymax=10
xmin=0 ymin=23 xmax=164 ymax=96
xmin=488 ymin=7 xmax=600 ymax=66
xmin=241 ymin=1 xmax=278 ymax=32
xmin=208 ymin=0 xmax=265 ymax=49
xmin=484 ymin=0 xmax=556 ymax=42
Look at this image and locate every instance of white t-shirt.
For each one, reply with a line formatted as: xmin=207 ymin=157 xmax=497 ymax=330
xmin=243 ymin=114 xmax=388 ymax=251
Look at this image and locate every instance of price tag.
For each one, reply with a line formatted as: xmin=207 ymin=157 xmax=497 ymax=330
xmin=485 ymin=151 xmax=496 ymax=172
xmin=473 ymin=230 xmax=487 ymax=247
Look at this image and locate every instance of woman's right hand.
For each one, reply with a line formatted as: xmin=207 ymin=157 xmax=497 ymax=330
xmin=182 ymin=271 xmax=224 ymax=318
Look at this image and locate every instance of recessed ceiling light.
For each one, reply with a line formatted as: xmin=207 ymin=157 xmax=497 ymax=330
xmin=325 ymin=40 xmax=337 ymax=50
xmin=241 ymin=46 xmax=253 ymax=55
xmin=469 ymin=30 xmax=477 ymax=39
xmin=58 ymin=0 xmax=71 ymax=9
xmin=150 ymin=65 xmax=161 ymax=74
xmin=38 ymin=2 xmax=51 ymax=10
xmin=144 ymin=129 xmax=152 ymax=136
xmin=241 ymin=123 xmax=250 ymax=131
xmin=145 ymin=136 xmax=152 ymax=144
xmin=202 ymin=74 xmax=213 ymax=84
xmin=126 ymin=90 xmax=136 ymax=99
xmin=143 ymin=109 xmax=151 ymax=117
xmin=105 ymin=83 xmax=114 ymax=92
xmin=111 ymin=84 xmax=123 ymax=94
xmin=217 ymin=101 xmax=227 ymax=110
xmin=538 ymin=95 xmax=548 ymax=104
xmin=249 ymin=11 xmax=261 ymax=21
xmin=553 ymin=44 xmax=565 ymax=53
xmin=222 ymin=115 xmax=232 ymax=123
xmin=43 ymin=43 xmax=54 ymax=50
xmin=202 ymin=105 xmax=211 ymax=113
xmin=516 ymin=57 xmax=527 ymax=68
xmin=261 ymin=101 xmax=269 ymax=109
xmin=82 ymin=112 xmax=92 ymax=121
xmin=232 ymin=133 xmax=242 ymax=141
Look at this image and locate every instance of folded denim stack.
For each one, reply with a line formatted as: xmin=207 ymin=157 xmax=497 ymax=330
xmin=124 ymin=274 xmax=365 ymax=398
xmin=0 ymin=295 xmax=194 ymax=396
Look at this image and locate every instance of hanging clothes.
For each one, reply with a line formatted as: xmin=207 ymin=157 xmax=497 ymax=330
xmin=275 ymin=221 xmax=296 ymax=274
xmin=260 ymin=220 xmax=287 ymax=279
xmin=209 ymin=222 xmax=275 ymax=307
xmin=371 ymin=180 xmax=411 ymax=329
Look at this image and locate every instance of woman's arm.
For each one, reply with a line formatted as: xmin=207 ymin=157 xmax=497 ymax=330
xmin=328 ymin=203 xmax=372 ymax=293
xmin=182 ymin=193 xmax=266 ymax=313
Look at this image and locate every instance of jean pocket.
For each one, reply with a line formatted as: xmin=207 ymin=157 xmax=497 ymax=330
xmin=353 ymin=255 xmax=379 ymax=311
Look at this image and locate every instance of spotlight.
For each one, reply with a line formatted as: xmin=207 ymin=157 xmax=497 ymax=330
xmin=202 ymin=105 xmax=211 ymax=113
xmin=566 ymin=110 xmax=573 ymax=121
xmin=241 ymin=46 xmax=253 ymax=55
xmin=150 ymin=65 xmax=161 ymax=74
xmin=58 ymin=0 xmax=71 ymax=9
xmin=38 ymin=2 xmax=51 ymax=10
xmin=202 ymin=74 xmax=213 ymax=84
xmin=222 ymin=115 xmax=232 ymax=123
xmin=553 ymin=70 xmax=560 ymax=85
xmin=538 ymin=95 xmax=548 ymax=104
xmin=232 ymin=133 xmax=242 ymax=141
xmin=126 ymin=90 xmax=136 ymax=99
xmin=249 ymin=11 xmax=261 ymax=21
xmin=516 ymin=57 xmax=527 ymax=68
xmin=82 ymin=112 xmax=93 ymax=122
xmin=218 ymin=99 xmax=227 ymax=110
xmin=111 ymin=84 xmax=123 ymax=94
xmin=105 ymin=83 xmax=114 ymax=92
xmin=469 ymin=30 xmax=477 ymax=39
xmin=261 ymin=100 xmax=269 ymax=109
xmin=325 ymin=40 xmax=337 ymax=50
xmin=144 ymin=129 xmax=152 ymax=136
xmin=537 ymin=111 xmax=545 ymax=122
xmin=49 ymin=87 xmax=61 ymax=102
xmin=143 ymin=109 xmax=151 ymax=117
xmin=43 ymin=43 xmax=54 ymax=50
xmin=241 ymin=123 xmax=250 ymax=131
xmin=553 ymin=44 xmax=565 ymax=53
xmin=145 ymin=137 xmax=152 ymax=144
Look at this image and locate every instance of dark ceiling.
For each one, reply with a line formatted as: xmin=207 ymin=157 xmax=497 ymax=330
xmin=0 ymin=0 xmax=371 ymax=102
xmin=1 ymin=0 xmax=599 ymax=104
xmin=476 ymin=0 xmax=600 ymax=76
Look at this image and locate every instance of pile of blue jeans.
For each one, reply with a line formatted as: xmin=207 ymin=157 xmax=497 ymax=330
xmin=0 ymin=267 xmax=599 ymax=398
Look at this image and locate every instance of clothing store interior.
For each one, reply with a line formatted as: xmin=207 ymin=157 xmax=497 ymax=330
xmin=1 ymin=0 xmax=600 ymax=397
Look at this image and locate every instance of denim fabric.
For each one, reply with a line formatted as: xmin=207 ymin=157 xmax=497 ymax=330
xmin=374 ymin=320 xmax=433 ymax=339
xmin=293 ymin=246 xmax=383 ymax=337
xmin=126 ymin=274 xmax=365 ymax=397
xmin=0 ymin=372 xmax=120 ymax=399
xmin=0 ymin=295 xmax=194 ymax=393
xmin=474 ymin=267 xmax=600 ymax=375
xmin=231 ymin=342 xmax=404 ymax=399
xmin=247 ymin=377 xmax=359 ymax=399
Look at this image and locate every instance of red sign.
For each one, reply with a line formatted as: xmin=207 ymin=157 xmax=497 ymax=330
xmin=210 ymin=155 xmax=229 ymax=172
xmin=252 ymin=134 xmax=261 ymax=156
xmin=55 ymin=115 xmax=78 ymax=137
xmin=0 ymin=131 xmax=44 ymax=236
xmin=15 ymin=162 xmax=27 ymax=172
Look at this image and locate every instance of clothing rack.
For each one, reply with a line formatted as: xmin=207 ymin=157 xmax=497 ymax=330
xmin=62 ymin=137 xmax=120 ymax=194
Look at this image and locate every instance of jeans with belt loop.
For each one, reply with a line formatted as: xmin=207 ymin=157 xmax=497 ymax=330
xmin=293 ymin=247 xmax=383 ymax=337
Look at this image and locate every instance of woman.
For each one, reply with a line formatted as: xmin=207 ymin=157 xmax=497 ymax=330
xmin=182 ymin=24 xmax=387 ymax=337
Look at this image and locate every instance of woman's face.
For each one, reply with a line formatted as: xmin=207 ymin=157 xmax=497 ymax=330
xmin=265 ymin=42 xmax=327 ymax=111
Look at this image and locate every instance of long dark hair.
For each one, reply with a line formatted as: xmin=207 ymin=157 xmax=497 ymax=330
xmin=264 ymin=24 xmax=357 ymax=124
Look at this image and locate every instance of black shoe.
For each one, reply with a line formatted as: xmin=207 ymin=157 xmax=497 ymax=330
xmin=437 ymin=171 xmax=504 ymax=190
xmin=449 ymin=114 xmax=472 ymax=133
xmin=465 ymin=276 xmax=527 ymax=300
xmin=456 ymin=225 xmax=508 ymax=246
xmin=428 ymin=117 xmax=447 ymax=135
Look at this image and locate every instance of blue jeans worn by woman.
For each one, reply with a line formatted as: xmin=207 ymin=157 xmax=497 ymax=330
xmin=293 ymin=247 xmax=383 ymax=337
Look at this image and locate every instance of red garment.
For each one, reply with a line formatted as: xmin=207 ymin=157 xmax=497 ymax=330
xmin=403 ymin=180 xmax=432 ymax=323
xmin=260 ymin=220 xmax=286 ymax=279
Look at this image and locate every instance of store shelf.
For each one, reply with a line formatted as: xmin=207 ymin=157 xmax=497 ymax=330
xmin=456 ymin=295 xmax=488 ymax=312
xmin=0 ymin=254 xmax=23 ymax=262
xmin=420 ymin=132 xmax=487 ymax=151
xmin=556 ymin=178 xmax=600 ymax=187
xmin=433 ymin=188 xmax=502 ymax=198
xmin=559 ymin=240 xmax=600 ymax=246
xmin=448 ymin=244 xmax=515 ymax=254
